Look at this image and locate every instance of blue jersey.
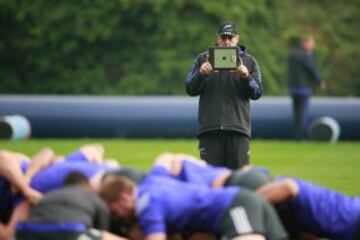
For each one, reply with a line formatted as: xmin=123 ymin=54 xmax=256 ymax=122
xmin=159 ymin=159 xmax=271 ymax=189
xmin=65 ymin=150 xmax=90 ymax=162
xmin=136 ymin=170 xmax=239 ymax=236
xmin=284 ymin=178 xmax=360 ymax=240
xmin=30 ymin=161 xmax=111 ymax=193
xmin=174 ymin=159 xmax=230 ymax=187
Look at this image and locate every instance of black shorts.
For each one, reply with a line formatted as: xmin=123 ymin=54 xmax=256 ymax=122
xmin=219 ymin=189 xmax=288 ymax=240
xmin=354 ymin=217 xmax=360 ymax=240
xmin=275 ymin=203 xmax=302 ymax=239
xmin=224 ymin=169 xmax=272 ymax=190
xmin=16 ymin=228 xmax=102 ymax=240
xmin=199 ymin=131 xmax=250 ymax=169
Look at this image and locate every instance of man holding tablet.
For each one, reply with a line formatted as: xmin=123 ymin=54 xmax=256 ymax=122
xmin=185 ymin=21 xmax=263 ymax=169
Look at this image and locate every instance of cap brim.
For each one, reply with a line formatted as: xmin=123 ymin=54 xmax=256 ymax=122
xmin=218 ymin=32 xmax=237 ymax=36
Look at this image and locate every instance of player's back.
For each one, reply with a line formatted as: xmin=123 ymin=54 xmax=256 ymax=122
xmin=136 ymin=175 xmax=239 ymax=235
xmin=288 ymin=178 xmax=360 ymax=240
xmin=30 ymin=161 xmax=111 ymax=193
xmin=176 ymin=158 xmax=230 ymax=186
xmin=29 ymin=186 xmax=108 ymax=229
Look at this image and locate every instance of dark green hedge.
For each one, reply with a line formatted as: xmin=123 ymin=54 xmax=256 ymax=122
xmin=0 ymin=0 xmax=359 ymax=95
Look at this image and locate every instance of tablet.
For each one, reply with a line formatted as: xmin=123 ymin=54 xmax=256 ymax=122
xmin=209 ymin=47 xmax=238 ymax=70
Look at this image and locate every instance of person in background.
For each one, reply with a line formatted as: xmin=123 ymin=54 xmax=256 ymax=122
xmin=185 ymin=21 xmax=262 ymax=169
xmin=287 ymin=35 xmax=325 ymax=140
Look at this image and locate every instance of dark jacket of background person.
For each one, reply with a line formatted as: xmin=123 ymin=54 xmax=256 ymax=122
xmin=287 ymin=46 xmax=321 ymax=95
xmin=185 ymin=45 xmax=262 ymax=138
xmin=287 ymin=38 xmax=322 ymax=140
xmin=28 ymin=186 xmax=110 ymax=230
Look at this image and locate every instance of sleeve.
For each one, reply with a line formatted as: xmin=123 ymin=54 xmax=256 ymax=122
xmin=301 ymin=53 xmax=321 ymax=84
xmin=64 ymin=151 xmax=88 ymax=162
xmin=243 ymin=56 xmax=263 ymax=100
xmin=148 ymin=166 xmax=172 ymax=178
xmin=185 ymin=54 xmax=206 ymax=96
xmin=93 ymin=195 xmax=111 ymax=230
xmin=136 ymin=193 xmax=166 ymax=236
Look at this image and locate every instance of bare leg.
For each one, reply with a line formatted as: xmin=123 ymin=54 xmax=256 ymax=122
xmin=102 ymin=231 xmax=129 ymax=240
xmin=0 ymin=223 xmax=7 ymax=240
xmin=3 ymin=201 xmax=31 ymax=240
xmin=232 ymin=234 xmax=265 ymax=240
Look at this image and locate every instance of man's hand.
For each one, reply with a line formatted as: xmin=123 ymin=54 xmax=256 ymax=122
xmin=199 ymin=55 xmax=213 ymax=76
xmin=256 ymin=178 xmax=299 ymax=204
xmin=145 ymin=233 xmax=167 ymax=240
xmin=23 ymin=187 xmax=43 ymax=204
xmin=154 ymin=152 xmax=175 ymax=172
xmin=236 ymin=57 xmax=249 ymax=78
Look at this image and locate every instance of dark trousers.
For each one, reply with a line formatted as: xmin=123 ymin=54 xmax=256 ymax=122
xmin=292 ymin=95 xmax=310 ymax=140
xmin=198 ymin=131 xmax=249 ymax=169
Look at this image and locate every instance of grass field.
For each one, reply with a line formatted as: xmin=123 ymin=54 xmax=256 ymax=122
xmin=1 ymin=139 xmax=359 ymax=195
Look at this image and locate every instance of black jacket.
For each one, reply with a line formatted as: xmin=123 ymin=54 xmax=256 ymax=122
xmin=185 ymin=45 xmax=262 ymax=137
xmin=29 ymin=186 xmax=110 ymax=230
xmin=287 ymin=47 xmax=321 ymax=89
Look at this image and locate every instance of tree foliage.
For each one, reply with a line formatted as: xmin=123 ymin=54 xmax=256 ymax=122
xmin=0 ymin=0 xmax=359 ymax=95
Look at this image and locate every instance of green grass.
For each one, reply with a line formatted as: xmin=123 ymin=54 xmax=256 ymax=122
xmin=1 ymin=139 xmax=359 ymax=195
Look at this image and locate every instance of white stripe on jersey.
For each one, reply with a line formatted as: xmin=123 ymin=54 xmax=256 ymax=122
xmin=230 ymin=207 xmax=253 ymax=234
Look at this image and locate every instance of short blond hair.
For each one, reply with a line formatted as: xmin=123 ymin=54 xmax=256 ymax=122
xmin=99 ymin=176 xmax=135 ymax=204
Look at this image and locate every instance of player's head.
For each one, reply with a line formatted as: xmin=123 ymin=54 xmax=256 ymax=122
xmin=300 ymin=35 xmax=315 ymax=52
xmin=99 ymin=176 xmax=136 ymax=224
xmin=216 ymin=21 xmax=239 ymax=47
xmin=62 ymin=171 xmax=89 ymax=188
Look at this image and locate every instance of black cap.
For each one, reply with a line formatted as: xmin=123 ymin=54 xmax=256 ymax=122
xmin=217 ymin=21 xmax=238 ymax=36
